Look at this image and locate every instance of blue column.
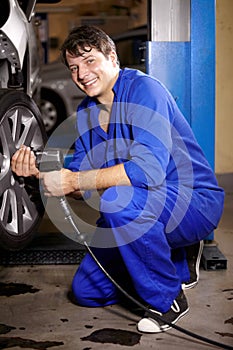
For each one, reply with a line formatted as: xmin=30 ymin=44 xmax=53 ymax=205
xmin=147 ymin=41 xmax=191 ymax=124
xmin=190 ymin=0 xmax=216 ymax=171
xmin=147 ymin=0 xmax=216 ymax=240
xmin=190 ymin=0 xmax=216 ymax=240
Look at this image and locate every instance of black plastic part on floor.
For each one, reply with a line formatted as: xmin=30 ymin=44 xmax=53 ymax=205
xmin=202 ymin=244 xmax=227 ymax=270
xmin=0 ymin=233 xmax=86 ymax=266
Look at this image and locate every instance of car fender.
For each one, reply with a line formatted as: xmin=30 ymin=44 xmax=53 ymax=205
xmin=0 ymin=0 xmax=28 ymax=70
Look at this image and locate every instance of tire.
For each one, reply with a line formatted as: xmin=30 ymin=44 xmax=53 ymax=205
xmin=0 ymin=90 xmax=47 ymax=250
xmin=40 ymin=89 xmax=67 ymax=136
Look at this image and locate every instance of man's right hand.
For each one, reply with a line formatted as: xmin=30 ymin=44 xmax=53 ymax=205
xmin=11 ymin=145 xmax=39 ymax=178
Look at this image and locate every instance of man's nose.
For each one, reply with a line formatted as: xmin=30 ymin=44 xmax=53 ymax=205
xmin=78 ymin=65 xmax=88 ymax=80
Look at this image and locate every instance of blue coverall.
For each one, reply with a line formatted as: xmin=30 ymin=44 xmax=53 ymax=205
xmin=68 ymin=68 xmax=224 ymax=313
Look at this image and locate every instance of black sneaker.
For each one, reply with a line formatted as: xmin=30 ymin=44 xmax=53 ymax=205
xmin=137 ymin=290 xmax=189 ymax=333
xmin=182 ymin=240 xmax=204 ymax=290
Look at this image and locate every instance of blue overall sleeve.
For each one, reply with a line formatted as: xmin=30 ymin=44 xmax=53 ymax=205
xmin=123 ymin=77 xmax=173 ymax=189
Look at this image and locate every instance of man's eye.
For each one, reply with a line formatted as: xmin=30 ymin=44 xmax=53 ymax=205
xmin=70 ymin=66 xmax=78 ymax=73
xmin=87 ymin=59 xmax=94 ymax=64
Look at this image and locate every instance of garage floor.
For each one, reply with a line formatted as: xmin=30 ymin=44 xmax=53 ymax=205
xmin=0 ymin=176 xmax=232 ymax=350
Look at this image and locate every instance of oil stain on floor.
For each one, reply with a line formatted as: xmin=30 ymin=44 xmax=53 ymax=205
xmin=0 ymin=324 xmax=16 ymax=335
xmin=0 ymin=282 xmax=40 ymax=297
xmin=81 ymin=328 xmax=142 ymax=346
xmin=0 ymin=323 xmax=64 ymax=349
xmin=0 ymin=336 xmax=64 ymax=349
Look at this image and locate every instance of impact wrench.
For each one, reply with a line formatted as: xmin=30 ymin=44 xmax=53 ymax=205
xmin=36 ymin=148 xmax=232 ymax=350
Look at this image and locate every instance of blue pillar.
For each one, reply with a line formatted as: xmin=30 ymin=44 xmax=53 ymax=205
xmin=191 ymin=0 xmax=216 ymax=240
xmin=147 ymin=41 xmax=191 ymax=124
xmin=190 ymin=0 xmax=216 ymax=171
xmin=147 ymin=0 xmax=216 ymax=240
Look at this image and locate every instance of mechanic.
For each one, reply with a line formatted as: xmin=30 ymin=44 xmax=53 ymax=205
xmin=11 ymin=25 xmax=225 ymax=333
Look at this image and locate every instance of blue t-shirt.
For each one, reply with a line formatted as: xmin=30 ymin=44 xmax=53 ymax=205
xmin=68 ymin=68 xmax=224 ymax=226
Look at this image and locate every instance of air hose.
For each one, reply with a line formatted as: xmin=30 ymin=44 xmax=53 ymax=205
xmin=38 ymin=150 xmax=233 ymax=350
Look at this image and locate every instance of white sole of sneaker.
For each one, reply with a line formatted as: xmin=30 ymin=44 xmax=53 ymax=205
xmin=137 ymin=306 xmax=189 ymax=333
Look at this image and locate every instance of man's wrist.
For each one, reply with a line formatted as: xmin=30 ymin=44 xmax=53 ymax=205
xmin=71 ymin=171 xmax=80 ymax=192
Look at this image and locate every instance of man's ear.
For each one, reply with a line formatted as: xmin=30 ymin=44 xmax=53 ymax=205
xmin=109 ymin=50 xmax=118 ymax=66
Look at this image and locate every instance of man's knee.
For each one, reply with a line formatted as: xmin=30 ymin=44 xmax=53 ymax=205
xmin=71 ymin=254 xmax=120 ymax=307
xmin=71 ymin=271 xmax=91 ymax=306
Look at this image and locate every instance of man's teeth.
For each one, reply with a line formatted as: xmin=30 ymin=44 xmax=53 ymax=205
xmin=85 ymin=78 xmax=97 ymax=86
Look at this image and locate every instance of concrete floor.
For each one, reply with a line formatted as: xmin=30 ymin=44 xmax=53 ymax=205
xmin=0 ymin=177 xmax=232 ymax=350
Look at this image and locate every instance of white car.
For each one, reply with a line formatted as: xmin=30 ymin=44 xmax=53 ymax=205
xmin=0 ymin=0 xmax=59 ymax=250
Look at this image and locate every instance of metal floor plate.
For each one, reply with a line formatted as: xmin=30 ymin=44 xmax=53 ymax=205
xmin=0 ymin=232 xmax=86 ymax=266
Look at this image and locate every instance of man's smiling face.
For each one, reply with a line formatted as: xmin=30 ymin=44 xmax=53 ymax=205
xmin=66 ymin=47 xmax=119 ymax=105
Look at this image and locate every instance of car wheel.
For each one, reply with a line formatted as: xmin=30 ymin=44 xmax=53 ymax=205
xmin=40 ymin=89 xmax=67 ymax=136
xmin=0 ymin=90 xmax=47 ymax=250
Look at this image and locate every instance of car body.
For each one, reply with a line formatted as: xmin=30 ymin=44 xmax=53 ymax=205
xmin=0 ymin=0 xmax=60 ymax=251
xmin=40 ymin=25 xmax=147 ymax=135
xmin=0 ymin=0 xmax=42 ymax=101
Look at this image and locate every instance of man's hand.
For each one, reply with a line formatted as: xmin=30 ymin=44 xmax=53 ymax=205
xmin=40 ymin=168 xmax=79 ymax=197
xmin=11 ymin=145 xmax=39 ymax=178
xmin=11 ymin=146 xmax=82 ymax=199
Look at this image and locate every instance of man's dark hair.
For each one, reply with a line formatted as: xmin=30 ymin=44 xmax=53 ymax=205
xmin=60 ymin=25 xmax=119 ymax=66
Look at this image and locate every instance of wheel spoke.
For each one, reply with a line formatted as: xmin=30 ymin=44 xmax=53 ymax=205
xmin=9 ymin=109 xmax=22 ymax=143
xmin=21 ymin=185 xmax=38 ymax=221
xmin=16 ymin=109 xmax=38 ymax=147
xmin=0 ymin=117 xmax=14 ymax=148
xmin=0 ymin=189 xmax=11 ymax=226
xmin=0 ymin=188 xmax=21 ymax=234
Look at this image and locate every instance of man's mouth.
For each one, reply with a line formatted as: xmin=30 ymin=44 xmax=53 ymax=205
xmin=83 ymin=78 xmax=98 ymax=87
